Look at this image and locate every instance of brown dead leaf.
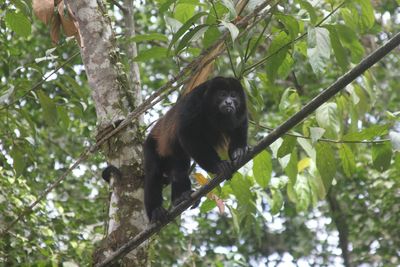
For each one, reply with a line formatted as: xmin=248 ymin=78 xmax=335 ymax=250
xmin=183 ymin=43 xmax=223 ymax=94
xmin=50 ymin=13 xmax=61 ymax=44
xmin=214 ymin=197 xmax=225 ymax=214
xmin=193 ymin=173 xmax=208 ymax=185
xmin=193 ymin=173 xmax=226 ymax=214
xmin=58 ymin=2 xmax=82 ymax=46
xmin=32 ymin=0 xmax=54 ymax=25
xmin=58 ymin=2 xmax=77 ymax=36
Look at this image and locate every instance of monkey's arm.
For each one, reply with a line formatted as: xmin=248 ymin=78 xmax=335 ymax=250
xmin=228 ymin=119 xmax=249 ymax=164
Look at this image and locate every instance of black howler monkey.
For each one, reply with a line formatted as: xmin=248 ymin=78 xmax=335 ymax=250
xmin=144 ymin=76 xmax=248 ymax=222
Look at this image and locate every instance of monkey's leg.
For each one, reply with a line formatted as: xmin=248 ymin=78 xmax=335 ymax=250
xmin=169 ymin=157 xmax=191 ymax=206
xmin=144 ymin=137 xmax=168 ymax=223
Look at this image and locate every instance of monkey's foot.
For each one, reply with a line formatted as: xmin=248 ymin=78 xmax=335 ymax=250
xmin=172 ymin=190 xmax=201 ymax=209
xmin=231 ymin=146 xmax=251 ymax=165
xmin=217 ymin=161 xmax=234 ymax=180
xmin=150 ymin=207 xmax=168 ymax=223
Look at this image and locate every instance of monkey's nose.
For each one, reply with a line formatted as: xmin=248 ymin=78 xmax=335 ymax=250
xmin=225 ymin=100 xmax=233 ymax=106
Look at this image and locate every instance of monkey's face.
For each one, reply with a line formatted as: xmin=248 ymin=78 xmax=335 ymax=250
xmin=216 ymin=89 xmax=240 ymax=115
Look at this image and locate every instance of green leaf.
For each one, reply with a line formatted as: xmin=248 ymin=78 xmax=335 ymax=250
xmin=309 ymin=173 xmax=327 ymax=199
xmin=296 ymin=0 xmax=317 ymax=24
xmin=309 ymin=127 xmax=325 ymax=144
xmin=230 ymin=173 xmax=252 ymax=205
xmin=339 ymin=144 xmax=356 ymax=177
xmin=57 ymin=106 xmax=70 ymax=129
xmin=287 ymin=182 xmax=297 ymax=202
xmin=165 ymin=16 xmax=183 ymax=33
xmin=298 ymin=138 xmax=316 ymax=160
xmin=275 ymin=13 xmax=300 ymax=40
xmin=175 ymin=25 xmax=209 ymax=54
xmin=11 ymin=145 xmax=25 ymax=177
xmin=279 ymin=87 xmax=301 ymax=115
xmin=228 ymin=206 xmax=240 ymax=234
xmin=203 ymin=26 xmax=220 ymax=48
xmin=277 ymin=53 xmax=294 ymax=79
xmin=349 ymin=40 xmax=365 ymax=63
xmin=270 ymin=138 xmax=283 ymax=158
xmin=252 ymin=150 xmax=272 ymax=189
xmin=266 ymin=32 xmax=290 ymax=82
xmin=316 ymin=102 xmax=340 ymax=138
xmin=335 ymin=24 xmax=358 ymax=45
xmin=372 ymin=143 xmax=392 ymax=172
xmin=5 ymin=11 xmax=31 ymax=37
xmin=200 ymin=198 xmax=217 ymax=213
xmin=220 ymin=21 xmax=239 ymax=43
xmin=316 ymin=143 xmax=336 ymax=192
xmin=159 ymin=0 xmax=177 ymax=13
xmin=325 ymin=25 xmax=348 ymax=71
xmin=353 ymin=85 xmax=370 ymax=115
xmin=307 ymin=26 xmax=331 ymax=74
xmin=168 ymin=12 xmax=208 ymax=52
xmin=335 ymin=25 xmax=364 ymax=63
xmin=341 ymin=8 xmax=357 ymax=31
xmin=174 ymin=3 xmax=195 ymax=23
xmin=277 ymin=135 xmax=297 ymax=158
xmin=38 ymin=91 xmax=58 ymax=126
xmin=285 ymin=150 xmax=298 ymax=184
xmin=294 ymin=174 xmax=310 ymax=212
xmin=269 ymin=189 xmax=283 ymax=215
xmin=343 ymin=124 xmax=390 ymax=141
xmin=346 ymin=85 xmax=360 ymax=105
xmin=220 ymin=0 xmax=236 ymax=18
xmin=307 ymin=175 xmax=319 ymax=207
xmin=134 ymin=47 xmax=168 ymax=62
xmin=130 ymin=33 xmax=168 ymax=43
xmin=354 ymin=0 xmax=375 ymax=31
xmin=10 ymin=0 xmax=30 ymax=16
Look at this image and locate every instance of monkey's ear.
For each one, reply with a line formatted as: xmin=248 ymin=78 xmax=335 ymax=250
xmin=102 ymin=165 xmax=122 ymax=183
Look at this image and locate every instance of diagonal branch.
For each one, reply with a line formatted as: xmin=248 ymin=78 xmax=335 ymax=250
xmin=96 ymin=31 xmax=400 ymax=267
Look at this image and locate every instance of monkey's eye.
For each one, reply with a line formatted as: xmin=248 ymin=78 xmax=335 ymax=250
xmin=218 ymin=90 xmax=228 ymax=98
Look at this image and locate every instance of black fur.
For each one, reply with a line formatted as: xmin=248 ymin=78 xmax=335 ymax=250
xmin=102 ymin=165 xmax=122 ymax=183
xmin=144 ymin=77 xmax=248 ymax=222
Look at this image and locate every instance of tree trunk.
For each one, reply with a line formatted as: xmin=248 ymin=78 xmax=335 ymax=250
xmin=67 ymin=1 xmax=148 ymax=266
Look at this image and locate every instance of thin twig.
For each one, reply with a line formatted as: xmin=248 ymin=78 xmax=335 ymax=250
xmin=244 ymin=1 xmax=346 ymax=75
xmin=250 ymin=121 xmax=390 ymax=144
xmin=0 ymin=51 xmax=80 ymax=111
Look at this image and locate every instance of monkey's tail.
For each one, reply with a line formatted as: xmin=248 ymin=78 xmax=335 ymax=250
xmin=101 ymin=165 xmax=122 ymax=183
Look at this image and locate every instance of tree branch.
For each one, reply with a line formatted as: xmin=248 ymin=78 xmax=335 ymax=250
xmin=327 ymin=190 xmax=351 ymax=267
xmin=96 ymin=31 xmax=400 ymax=267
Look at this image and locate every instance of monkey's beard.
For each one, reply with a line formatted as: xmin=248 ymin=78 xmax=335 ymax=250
xmin=220 ymin=105 xmax=236 ymax=115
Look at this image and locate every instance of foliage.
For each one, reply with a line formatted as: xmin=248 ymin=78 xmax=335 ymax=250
xmin=1 ymin=0 xmax=400 ymax=266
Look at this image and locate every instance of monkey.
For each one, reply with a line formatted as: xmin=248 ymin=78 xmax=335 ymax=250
xmin=144 ymin=76 xmax=248 ymax=223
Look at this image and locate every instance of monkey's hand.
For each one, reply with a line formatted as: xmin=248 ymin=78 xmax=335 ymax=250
xmin=230 ymin=146 xmax=251 ymax=165
xmin=217 ymin=160 xmax=234 ymax=180
xmin=150 ymin=207 xmax=169 ymax=223
xmin=172 ymin=190 xmax=201 ymax=209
